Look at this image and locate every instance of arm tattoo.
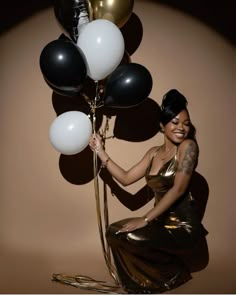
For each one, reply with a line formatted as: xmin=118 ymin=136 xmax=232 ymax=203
xmin=178 ymin=142 xmax=198 ymax=174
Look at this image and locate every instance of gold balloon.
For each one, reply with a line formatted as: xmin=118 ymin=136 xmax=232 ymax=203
xmin=88 ymin=0 xmax=134 ymax=28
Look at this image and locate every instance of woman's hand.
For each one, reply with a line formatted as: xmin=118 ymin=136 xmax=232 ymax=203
xmin=116 ymin=217 xmax=148 ymax=234
xmin=89 ymin=133 xmax=103 ymax=153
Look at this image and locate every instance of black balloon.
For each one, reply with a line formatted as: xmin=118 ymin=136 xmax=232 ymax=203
xmin=45 ymin=79 xmax=81 ymax=97
xmin=103 ymin=63 xmax=153 ymax=108
xmin=39 ymin=39 xmax=87 ymax=93
xmin=113 ymin=98 xmax=161 ymax=142
xmin=54 ymin=0 xmax=78 ymax=42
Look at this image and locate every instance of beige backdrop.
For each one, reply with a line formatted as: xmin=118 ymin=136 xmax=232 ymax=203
xmin=0 ymin=0 xmax=235 ymax=293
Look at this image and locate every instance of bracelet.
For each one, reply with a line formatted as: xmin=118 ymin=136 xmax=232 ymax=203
xmin=101 ymin=157 xmax=110 ymax=168
xmin=144 ymin=216 xmax=150 ymax=224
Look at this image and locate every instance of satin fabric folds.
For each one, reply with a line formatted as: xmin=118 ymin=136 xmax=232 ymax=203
xmin=106 ymin=151 xmax=208 ymax=293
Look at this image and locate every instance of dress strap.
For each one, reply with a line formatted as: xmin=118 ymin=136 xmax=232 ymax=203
xmin=152 ymin=147 xmax=161 ymax=160
xmin=147 ymin=146 xmax=161 ymax=173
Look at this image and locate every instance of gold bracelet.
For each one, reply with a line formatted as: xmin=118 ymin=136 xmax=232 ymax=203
xmin=101 ymin=157 xmax=110 ymax=168
xmin=144 ymin=216 xmax=150 ymax=224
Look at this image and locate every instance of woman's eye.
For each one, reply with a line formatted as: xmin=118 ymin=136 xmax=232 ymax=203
xmin=184 ymin=122 xmax=190 ymax=126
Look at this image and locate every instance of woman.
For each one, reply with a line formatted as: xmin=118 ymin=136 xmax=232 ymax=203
xmin=89 ymin=89 xmax=208 ymax=293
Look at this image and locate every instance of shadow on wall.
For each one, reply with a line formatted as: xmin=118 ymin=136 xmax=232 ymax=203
xmin=52 ymin=95 xmax=161 ymax=185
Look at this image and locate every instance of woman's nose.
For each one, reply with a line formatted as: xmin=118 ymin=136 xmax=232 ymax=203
xmin=177 ymin=123 xmax=184 ymax=130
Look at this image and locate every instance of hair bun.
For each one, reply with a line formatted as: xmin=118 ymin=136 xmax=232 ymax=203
xmin=160 ymin=89 xmax=188 ymax=126
xmin=161 ymin=89 xmax=187 ymax=111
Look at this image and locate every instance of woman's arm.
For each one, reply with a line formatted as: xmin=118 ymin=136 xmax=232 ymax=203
xmin=89 ymin=134 xmax=156 ymax=186
xmin=100 ymin=168 xmax=155 ymax=210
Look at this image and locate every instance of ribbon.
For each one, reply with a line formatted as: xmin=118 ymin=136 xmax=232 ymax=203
xmin=52 ymin=80 xmax=122 ymax=293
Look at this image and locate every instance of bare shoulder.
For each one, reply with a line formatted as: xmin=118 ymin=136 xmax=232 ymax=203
xmin=143 ymin=146 xmax=160 ymax=161
xmin=178 ymin=139 xmax=199 ymax=154
xmin=177 ymin=139 xmax=199 ymax=174
xmin=147 ymin=146 xmax=160 ymax=156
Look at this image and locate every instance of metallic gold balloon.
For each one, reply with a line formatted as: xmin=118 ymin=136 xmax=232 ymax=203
xmin=88 ymin=0 xmax=134 ymax=28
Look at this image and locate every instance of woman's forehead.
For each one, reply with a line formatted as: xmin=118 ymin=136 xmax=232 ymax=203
xmin=174 ymin=109 xmax=190 ymax=120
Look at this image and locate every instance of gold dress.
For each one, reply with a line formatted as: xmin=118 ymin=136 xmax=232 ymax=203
xmin=106 ymin=151 xmax=208 ymax=293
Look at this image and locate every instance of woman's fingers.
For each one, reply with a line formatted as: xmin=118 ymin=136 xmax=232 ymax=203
xmin=89 ymin=135 xmax=100 ymax=152
xmin=121 ymin=223 xmax=135 ymax=232
xmin=116 ymin=218 xmax=147 ymax=234
xmin=89 ymin=134 xmax=102 ymax=151
xmin=116 ymin=223 xmax=137 ymax=234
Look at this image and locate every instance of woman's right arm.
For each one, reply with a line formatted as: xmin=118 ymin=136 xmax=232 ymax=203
xmin=89 ymin=134 xmax=155 ymax=187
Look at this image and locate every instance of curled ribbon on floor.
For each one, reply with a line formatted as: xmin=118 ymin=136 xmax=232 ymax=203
xmin=52 ymin=274 xmax=124 ymax=293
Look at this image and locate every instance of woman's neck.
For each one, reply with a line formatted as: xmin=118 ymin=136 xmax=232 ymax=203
xmin=162 ymin=140 xmax=176 ymax=152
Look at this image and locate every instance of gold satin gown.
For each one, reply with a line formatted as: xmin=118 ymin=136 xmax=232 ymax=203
xmin=106 ymin=151 xmax=208 ymax=293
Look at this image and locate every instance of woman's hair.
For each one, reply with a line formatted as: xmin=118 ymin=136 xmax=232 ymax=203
xmin=160 ymin=89 xmax=196 ymax=140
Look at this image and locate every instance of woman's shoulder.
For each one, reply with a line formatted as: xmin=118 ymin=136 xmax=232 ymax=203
xmin=143 ymin=146 xmax=161 ymax=159
xmin=178 ymin=139 xmax=199 ymax=154
xmin=147 ymin=145 xmax=161 ymax=154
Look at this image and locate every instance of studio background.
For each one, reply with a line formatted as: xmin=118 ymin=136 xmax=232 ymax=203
xmin=0 ymin=0 xmax=235 ymax=293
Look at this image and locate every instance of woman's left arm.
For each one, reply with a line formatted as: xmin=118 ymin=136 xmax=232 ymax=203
xmin=118 ymin=139 xmax=198 ymax=233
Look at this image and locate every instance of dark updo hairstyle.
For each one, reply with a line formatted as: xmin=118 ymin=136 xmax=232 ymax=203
xmin=160 ymin=89 xmax=196 ymax=140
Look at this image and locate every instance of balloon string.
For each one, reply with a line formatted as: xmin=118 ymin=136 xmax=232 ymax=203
xmin=52 ymin=274 xmax=125 ymax=294
xmin=101 ymin=116 xmax=113 ymax=265
xmin=103 ymin=177 xmax=111 ymax=263
xmin=93 ymin=145 xmax=120 ymax=284
xmin=92 ymin=81 xmax=120 ymax=285
xmin=52 ymin=81 xmax=121 ymax=292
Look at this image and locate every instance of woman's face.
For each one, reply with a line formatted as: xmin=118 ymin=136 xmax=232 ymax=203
xmin=163 ymin=109 xmax=191 ymax=144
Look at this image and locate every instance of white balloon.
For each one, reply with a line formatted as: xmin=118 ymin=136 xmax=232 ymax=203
xmin=77 ymin=19 xmax=125 ymax=81
xmin=49 ymin=111 xmax=92 ymax=155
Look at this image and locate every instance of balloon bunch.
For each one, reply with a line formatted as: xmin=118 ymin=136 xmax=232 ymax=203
xmin=40 ymin=1 xmax=154 ymax=291
xmin=39 ymin=0 xmax=153 ymax=156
